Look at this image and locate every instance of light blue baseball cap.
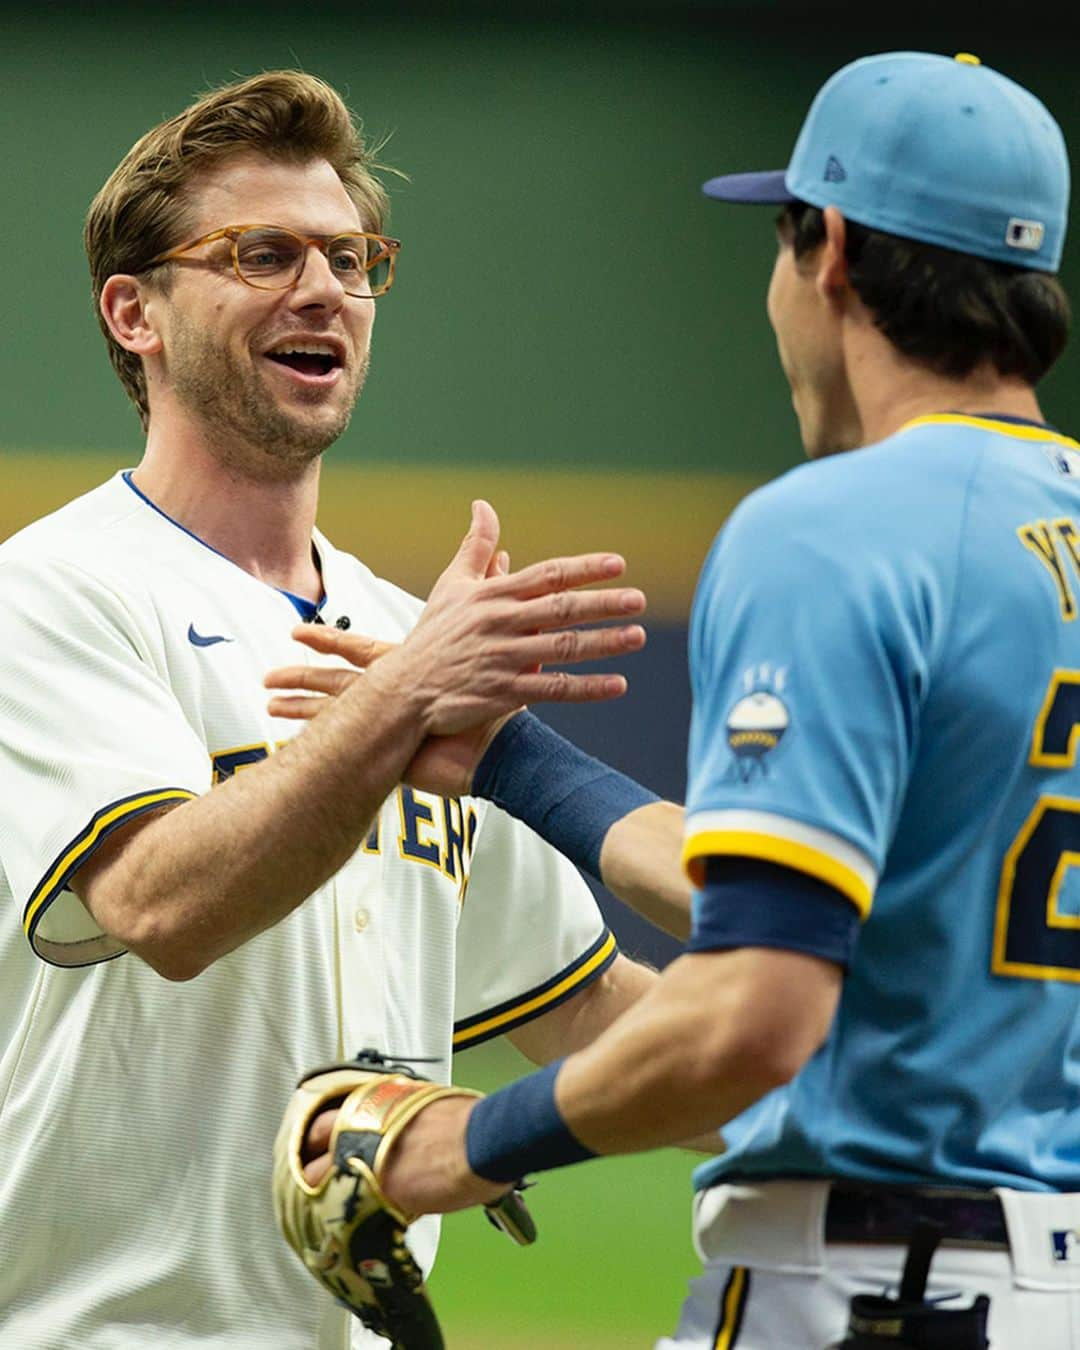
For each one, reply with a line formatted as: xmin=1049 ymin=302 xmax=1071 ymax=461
xmin=703 ymin=51 xmax=1070 ymax=272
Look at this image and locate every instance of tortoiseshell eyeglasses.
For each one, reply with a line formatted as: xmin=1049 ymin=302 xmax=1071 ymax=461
xmin=146 ymin=224 xmax=401 ymax=298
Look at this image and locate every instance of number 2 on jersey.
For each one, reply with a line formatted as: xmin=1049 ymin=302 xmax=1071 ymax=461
xmin=995 ymin=671 xmax=1080 ymax=981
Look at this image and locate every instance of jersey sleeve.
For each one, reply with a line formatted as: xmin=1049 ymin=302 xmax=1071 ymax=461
xmin=452 ymin=803 xmax=616 ymax=1051
xmin=0 ymin=556 xmax=213 ymax=967
xmin=683 ymin=465 xmax=949 ymax=924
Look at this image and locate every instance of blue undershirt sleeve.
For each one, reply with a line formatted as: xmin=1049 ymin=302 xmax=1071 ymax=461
xmin=689 ymin=857 xmax=859 ymax=968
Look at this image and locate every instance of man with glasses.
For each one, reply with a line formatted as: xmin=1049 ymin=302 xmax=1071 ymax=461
xmin=0 ymin=70 xmax=671 ymax=1349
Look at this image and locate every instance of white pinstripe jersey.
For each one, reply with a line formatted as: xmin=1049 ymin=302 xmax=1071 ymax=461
xmin=0 ymin=471 xmax=614 ymax=1349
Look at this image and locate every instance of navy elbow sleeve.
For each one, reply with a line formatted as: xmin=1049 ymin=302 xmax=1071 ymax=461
xmin=689 ymin=857 xmax=860 ymax=967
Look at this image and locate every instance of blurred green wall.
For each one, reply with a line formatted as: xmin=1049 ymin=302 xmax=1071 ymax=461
xmin=6 ymin=3 xmax=1078 ymax=482
xmin=7 ymin=4 xmax=1079 ymax=622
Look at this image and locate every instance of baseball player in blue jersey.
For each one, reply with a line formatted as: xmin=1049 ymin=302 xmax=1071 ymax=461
xmin=276 ymin=50 xmax=1079 ymax=1348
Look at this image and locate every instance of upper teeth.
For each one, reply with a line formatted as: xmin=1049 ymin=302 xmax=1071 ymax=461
xmin=269 ymin=341 xmax=339 ymax=358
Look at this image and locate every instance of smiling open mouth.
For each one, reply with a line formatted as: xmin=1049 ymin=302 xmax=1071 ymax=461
xmin=269 ymin=353 xmax=334 ymax=376
xmin=264 ymin=341 xmax=344 ymax=378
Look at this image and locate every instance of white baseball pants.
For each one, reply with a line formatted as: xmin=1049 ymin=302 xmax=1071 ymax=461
xmin=654 ymin=1181 xmax=1080 ymax=1349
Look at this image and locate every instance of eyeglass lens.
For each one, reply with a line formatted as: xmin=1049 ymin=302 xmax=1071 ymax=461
xmin=234 ymin=227 xmax=392 ymax=296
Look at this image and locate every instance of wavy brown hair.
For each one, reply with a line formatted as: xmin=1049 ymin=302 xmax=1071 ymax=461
xmin=782 ymin=202 xmax=1070 ymax=385
xmin=85 ymin=71 xmax=391 ymax=428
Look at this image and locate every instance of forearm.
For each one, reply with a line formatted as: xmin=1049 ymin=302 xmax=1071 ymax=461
xmin=557 ymin=964 xmax=728 ymax=1153
xmin=471 ymin=713 xmax=690 ymax=934
xmin=509 ymin=952 xmax=658 ymax=1064
xmin=598 ymin=801 xmax=690 ymax=938
xmin=464 ymin=948 xmax=841 ymax=1185
xmin=554 ymin=952 xmax=798 ymax=1153
xmin=379 ymin=956 xmax=774 ymax=1214
xmin=79 ymin=658 xmax=426 ymax=979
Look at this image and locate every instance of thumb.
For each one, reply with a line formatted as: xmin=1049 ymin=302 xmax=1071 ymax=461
xmin=448 ymin=499 xmax=500 ymax=580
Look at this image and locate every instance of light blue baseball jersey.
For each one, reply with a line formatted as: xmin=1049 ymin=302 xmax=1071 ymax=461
xmin=684 ymin=412 xmax=1080 ymax=1193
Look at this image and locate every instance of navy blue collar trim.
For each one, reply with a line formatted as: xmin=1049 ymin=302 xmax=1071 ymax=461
xmin=123 ymin=470 xmax=232 ymax=563
xmin=968 ymin=411 xmax=1060 ymax=433
xmin=121 ymin=471 xmax=326 ymax=616
xmin=277 ymin=589 xmax=325 ymax=622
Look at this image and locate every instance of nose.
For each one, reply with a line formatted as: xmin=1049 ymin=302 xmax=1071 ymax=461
xmin=289 ymin=243 xmax=348 ymax=311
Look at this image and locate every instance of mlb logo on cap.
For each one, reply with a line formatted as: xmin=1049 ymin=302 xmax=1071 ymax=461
xmin=1008 ymin=218 xmax=1046 ymax=252
xmin=703 ymin=51 xmax=1071 ymax=273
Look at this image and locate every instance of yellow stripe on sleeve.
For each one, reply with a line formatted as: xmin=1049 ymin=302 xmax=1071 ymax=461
xmin=23 ymin=788 xmax=197 ymax=936
xmin=452 ymin=931 xmax=618 ymax=1048
xmin=683 ymin=830 xmax=873 ymax=918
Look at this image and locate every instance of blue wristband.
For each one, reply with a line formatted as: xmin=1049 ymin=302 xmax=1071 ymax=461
xmin=465 ymin=1060 xmax=597 ymax=1183
xmin=472 ymin=712 xmax=660 ymax=880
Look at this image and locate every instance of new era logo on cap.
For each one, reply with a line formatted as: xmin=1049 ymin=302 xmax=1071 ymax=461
xmin=824 ymin=155 xmax=847 ymax=183
xmin=1007 ymin=217 xmax=1046 ymax=252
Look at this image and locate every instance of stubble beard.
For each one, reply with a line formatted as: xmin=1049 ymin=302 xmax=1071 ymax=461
xmin=167 ymin=312 xmax=369 ymax=480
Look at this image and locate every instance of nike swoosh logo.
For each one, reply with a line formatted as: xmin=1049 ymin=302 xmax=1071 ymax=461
xmin=188 ymin=623 xmax=233 ymax=648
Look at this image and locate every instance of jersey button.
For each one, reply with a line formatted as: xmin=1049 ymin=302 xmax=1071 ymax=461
xmin=353 ymin=907 xmax=371 ymax=933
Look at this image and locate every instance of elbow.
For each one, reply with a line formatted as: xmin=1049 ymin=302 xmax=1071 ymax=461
xmin=128 ymin=913 xmax=212 ymax=982
xmin=662 ymin=948 xmax=842 ymax=1119
xmin=696 ymin=1019 xmax=825 ymax=1111
xmin=71 ymin=806 xmax=212 ymax=981
xmin=722 ymin=1043 xmax=800 ymax=1104
xmin=100 ymin=902 xmax=211 ymax=983
xmin=127 ymin=934 xmax=209 ymax=983
xmin=135 ymin=945 xmax=208 ymax=983
xmin=745 ymin=1036 xmax=816 ymax=1095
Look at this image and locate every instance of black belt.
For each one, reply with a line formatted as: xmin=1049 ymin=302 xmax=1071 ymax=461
xmin=825 ymin=1182 xmax=1009 ymax=1249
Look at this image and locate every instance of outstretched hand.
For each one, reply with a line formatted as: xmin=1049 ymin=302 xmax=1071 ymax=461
xmin=265 ymin=500 xmax=647 ymax=791
xmin=391 ymin=499 xmax=646 ymax=735
xmin=264 ymin=526 xmax=512 ymax=723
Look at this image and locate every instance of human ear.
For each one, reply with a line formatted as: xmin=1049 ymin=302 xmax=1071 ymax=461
xmin=816 ymin=206 xmax=851 ymax=304
xmin=99 ymin=275 xmax=164 ymax=357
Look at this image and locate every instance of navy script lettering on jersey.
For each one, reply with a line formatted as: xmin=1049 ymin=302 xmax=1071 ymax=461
xmin=211 ymin=744 xmax=478 ymax=896
xmin=1018 ymin=516 xmax=1080 ymax=621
